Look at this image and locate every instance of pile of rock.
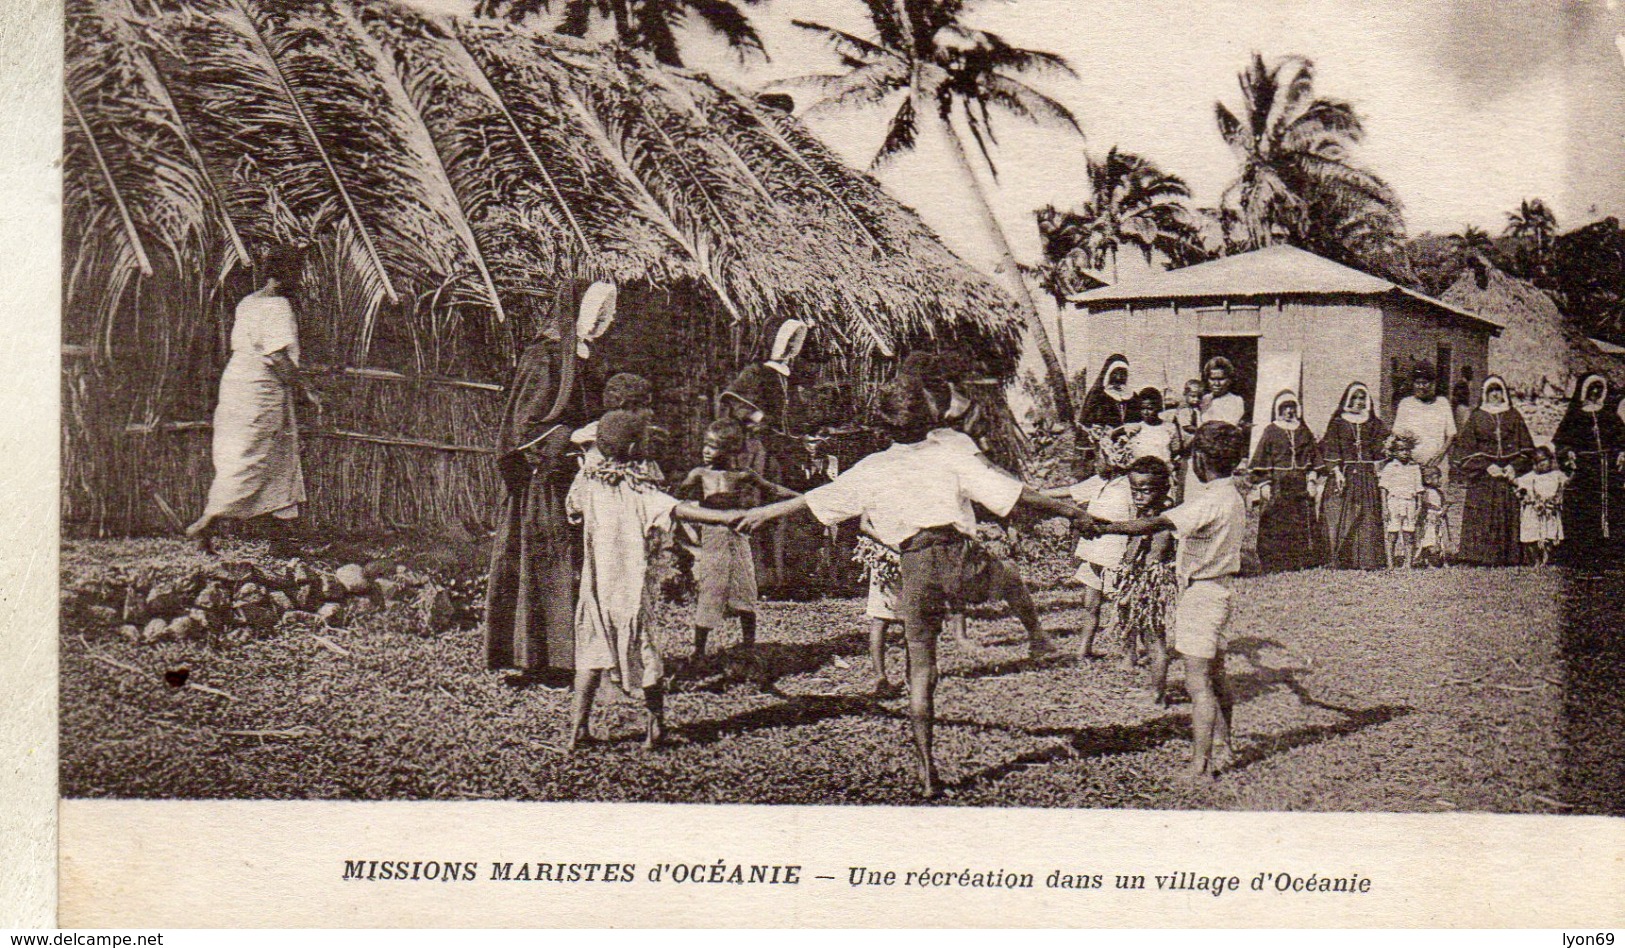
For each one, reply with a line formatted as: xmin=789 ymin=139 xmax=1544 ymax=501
xmin=62 ymin=557 xmax=457 ymax=647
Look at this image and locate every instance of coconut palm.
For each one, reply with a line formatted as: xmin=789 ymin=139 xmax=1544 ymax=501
xmin=1038 ymin=147 xmax=1201 ymax=284
xmin=1451 ymin=224 xmax=1495 ymax=257
xmin=1504 ymin=198 xmax=1558 ymax=280
xmin=472 ymin=0 xmax=765 ymax=68
xmin=1214 ymin=53 xmax=1404 ymax=267
xmin=785 ymin=0 xmax=1082 ymax=419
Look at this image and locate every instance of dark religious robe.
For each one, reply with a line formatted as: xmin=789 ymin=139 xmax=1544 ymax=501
xmin=484 ymin=337 xmax=584 ymax=675
xmin=1319 ymin=413 xmax=1390 ymax=570
xmin=1251 ymin=423 xmax=1325 ymax=573
xmin=1553 ymin=398 xmax=1625 ymax=556
xmin=1453 ymin=407 xmax=1534 ymax=566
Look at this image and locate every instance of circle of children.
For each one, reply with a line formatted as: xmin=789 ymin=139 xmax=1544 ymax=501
xmin=557 ymin=339 xmax=1625 ymax=797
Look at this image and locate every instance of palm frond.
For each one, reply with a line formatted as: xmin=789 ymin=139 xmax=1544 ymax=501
xmin=341 ymin=2 xmax=507 ymax=324
xmin=791 ymin=19 xmax=894 ymax=66
xmin=678 ymin=0 xmax=765 ymax=61
xmin=979 ymin=73 xmax=1079 ymax=133
xmin=797 ymin=61 xmax=906 ymax=120
xmin=871 ymin=94 xmax=917 ymax=169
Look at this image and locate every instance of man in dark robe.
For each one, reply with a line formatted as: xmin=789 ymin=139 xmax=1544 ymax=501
xmin=485 ymin=315 xmax=586 ymax=681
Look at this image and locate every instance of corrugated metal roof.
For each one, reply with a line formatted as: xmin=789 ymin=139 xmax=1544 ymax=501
xmin=1069 ymin=244 xmax=1502 ymax=332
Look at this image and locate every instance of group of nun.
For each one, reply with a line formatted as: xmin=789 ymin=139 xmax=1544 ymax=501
xmin=1075 ymin=354 xmax=1625 ymax=572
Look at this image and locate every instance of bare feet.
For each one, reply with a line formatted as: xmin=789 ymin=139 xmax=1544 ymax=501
xmin=643 ymin=717 xmax=667 ymax=750
xmin=869 ymin=678 xmax=902 ymax=699
xmin=917 ymin=763 xmax=941 ymax=800
xmin=1027 ymin=636 xmax=1060 ymax=662
xmin=565 ymin=726 xmax=594 ymax=755
xmin=1183 ymin=762 xmax=1217 ymax=785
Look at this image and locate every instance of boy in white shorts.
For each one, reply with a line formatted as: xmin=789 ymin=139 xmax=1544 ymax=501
xmin=1089 ymin=421 xmax=1249 ymax=781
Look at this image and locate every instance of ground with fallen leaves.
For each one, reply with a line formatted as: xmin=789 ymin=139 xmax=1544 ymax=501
xmin=58 ymin=538 xmax=1623 ymax=813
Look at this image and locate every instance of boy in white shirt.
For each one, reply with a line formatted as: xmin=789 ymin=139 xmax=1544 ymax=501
xmin=737 ymin=376 xmax=1092 ymax=798
xmin=1089 ymin=421 xmax=1250 ymax=781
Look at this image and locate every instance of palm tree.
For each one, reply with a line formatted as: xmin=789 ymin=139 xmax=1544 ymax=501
xmin=1504 ymin=198 xmax=1558 ymax=278
xmin=1451 ymin=224 xmax=1495 ymax=257
xmin=1038 ymin=146 xmax=1201 ymax=285
xmin=786 ymin=0 xmax=1082 ymax=419
xmin=1214 ymin=53 xmax=1403 ymax=268
xmin=473 ymin=0 xmax=765 ymax=68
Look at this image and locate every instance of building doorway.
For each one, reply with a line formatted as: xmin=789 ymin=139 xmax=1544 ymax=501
xmin=1199 ymin=335 xmax=1259 ymax=424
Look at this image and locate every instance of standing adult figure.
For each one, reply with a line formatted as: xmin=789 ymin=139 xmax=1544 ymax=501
xmin=1392 ymin=363 xmax=1457 ymax=487
xmin=1079 ymin=354 xmax=1137 ymax=429
xmin=1319 ymin=381 xmax=1389 ymax=569
xmin=187 ymin=245 xmax=320 ymax=552
xmin=1250 ymin=390 xmax=1324 ymax=573
xmin=485 ymin=286 xmax=611 ymax=679
xmin=1553 ymin=373 xmax=1625 ymax=557
xmin=1452 ymin=376 xmax=1534 ymax=566
xmin=1199 ymin=356 xmax=1247 ymax=427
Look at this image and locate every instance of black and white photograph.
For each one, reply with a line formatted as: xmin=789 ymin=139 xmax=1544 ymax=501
xmin=49 ymin=0 xmax=1625 ymax=832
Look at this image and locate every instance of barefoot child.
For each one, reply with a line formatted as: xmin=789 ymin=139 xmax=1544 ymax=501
xmin=566 ymin=411 xmax=743 ymax=750
xmin=854 ymin=515 xmax=905 ymax=697
xmin=1378 ymin=432 xmax=1423 ymax=567
xmin=1048 ymin=429 xmax=1137 ymax=660
xmin=737 ymin=376 xmax=1092 ymax=797
xmin=1091 ymin=422 xmax=1249 ymax=780
xmin=1515 ymin=444 xmax=1566 ymax=565
xmin=1111 ymin=456 xmax=1178 ymax=696
xmin=1414 ymin=466 xmax=1450 ymax=567
xmin=676 ymin=418 xmax=798 ymax=665
xmin=904 ymin=352 xmax=1060 ymax=660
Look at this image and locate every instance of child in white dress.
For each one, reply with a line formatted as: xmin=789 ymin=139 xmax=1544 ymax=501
xmin=566 ymin=411 xmax=742 ymax=751
xmin=1515 ymin=445 xmax=1566 ymax=565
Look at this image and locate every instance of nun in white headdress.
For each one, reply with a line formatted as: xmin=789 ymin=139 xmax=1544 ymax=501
xmin=1250 ymin=389 xmax=1324 ymax=573
xmin=1080 ymin=354 xmax=1137 ymax=429
xmin=484 ymin=282 xmax=615 ymax=678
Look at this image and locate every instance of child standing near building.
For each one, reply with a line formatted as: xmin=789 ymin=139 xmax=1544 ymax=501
xmin=1415 ymin=467 xmax=1450 ymax=567
xmin=1516 ymin=445 xmax=1566 ymax=565
xmin=1090 ymin=422 xmax=1250 ymax=781
xmin=1379 ymin=432 xmax=1424 ymax=567
xmin=566 ymin=411 xmax=744 ymax=751
xmin=1126 ymin=386 xmax=1181 ymax=466
xmin=1111 ymin=456 xmax=1179 ymax=699
xmin=676 ymin=418 xmax=799 ymax=666
xmin=736 ymin=376 xmax=1092 ymax=797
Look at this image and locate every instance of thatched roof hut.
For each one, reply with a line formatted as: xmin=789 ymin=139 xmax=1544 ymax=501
xmin=1441 ymin=263 xmax=1620 ymax=399
xmin=63 ymin=0 xmax=1021 ymax=535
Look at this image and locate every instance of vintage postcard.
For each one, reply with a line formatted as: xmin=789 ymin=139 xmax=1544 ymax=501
xmin=7 ymin=0 xmax=1625 ymax=929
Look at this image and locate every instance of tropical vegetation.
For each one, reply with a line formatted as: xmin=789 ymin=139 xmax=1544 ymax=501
xmin=1034 ymin=146 xmax=1204 ymax=298
xmin=785 ymin=0 xmax=1083 ymax=419
xmin=1213 ymin=53 xmax=1404 ymax=269
xmin=471 ymin=0 xmax=766 ymax=69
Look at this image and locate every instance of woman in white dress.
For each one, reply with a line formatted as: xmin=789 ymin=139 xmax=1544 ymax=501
xmin=187 ymin=247 xmax=320 ymax=550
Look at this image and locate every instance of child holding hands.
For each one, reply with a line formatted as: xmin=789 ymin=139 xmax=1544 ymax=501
xmin=566 ymin=411 xmax=745 ymax=751
xmin=1089 ymin=422 xmax=1250 ymax=781
xmin=676 ymin=418 xmax=799 ymax=665
xmin=736 ymin=376 xmax=1093 ymax=797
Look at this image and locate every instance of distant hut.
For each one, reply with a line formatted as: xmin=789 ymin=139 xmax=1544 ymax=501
xmin=1064 ymin=245 xmax=1503 ymax=433
xmin=62 ymin=0 xmax=1020 ymax=535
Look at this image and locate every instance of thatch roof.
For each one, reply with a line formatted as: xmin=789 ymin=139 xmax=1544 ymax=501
xmin=63 ymin=0 xmax=1021 ymax=377
xmin=1071 ymin=245 xmax=1501 ymax=333
xmin=1441 ymin=263 xmax=1620 ymax=398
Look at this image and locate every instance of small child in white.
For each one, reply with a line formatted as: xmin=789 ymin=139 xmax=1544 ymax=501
xmin=1414 ymin=467 xmax=1450 ymax=567
xmin=566 ymin=411 xmax=743 ymax=751
xmin=1378 ymin=432 xmax=1424 ymax=567
xmin=1049 ymin=429 xmax=1137 ymax=661
xmin=1515 ymin=444 xmax=1566 ymax=565
xmin=1090 ymin=422 xmax=1250 ymax=781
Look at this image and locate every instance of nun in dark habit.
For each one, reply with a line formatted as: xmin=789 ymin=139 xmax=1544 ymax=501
xmin=1079 ymin=354 xmax=1137 ymax=429
xmin=484 ymin=284 xmax=616 ymax=680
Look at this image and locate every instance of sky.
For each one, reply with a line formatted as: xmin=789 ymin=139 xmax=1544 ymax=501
xmin=404 ymin=0 xmax=1625 ymax=274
